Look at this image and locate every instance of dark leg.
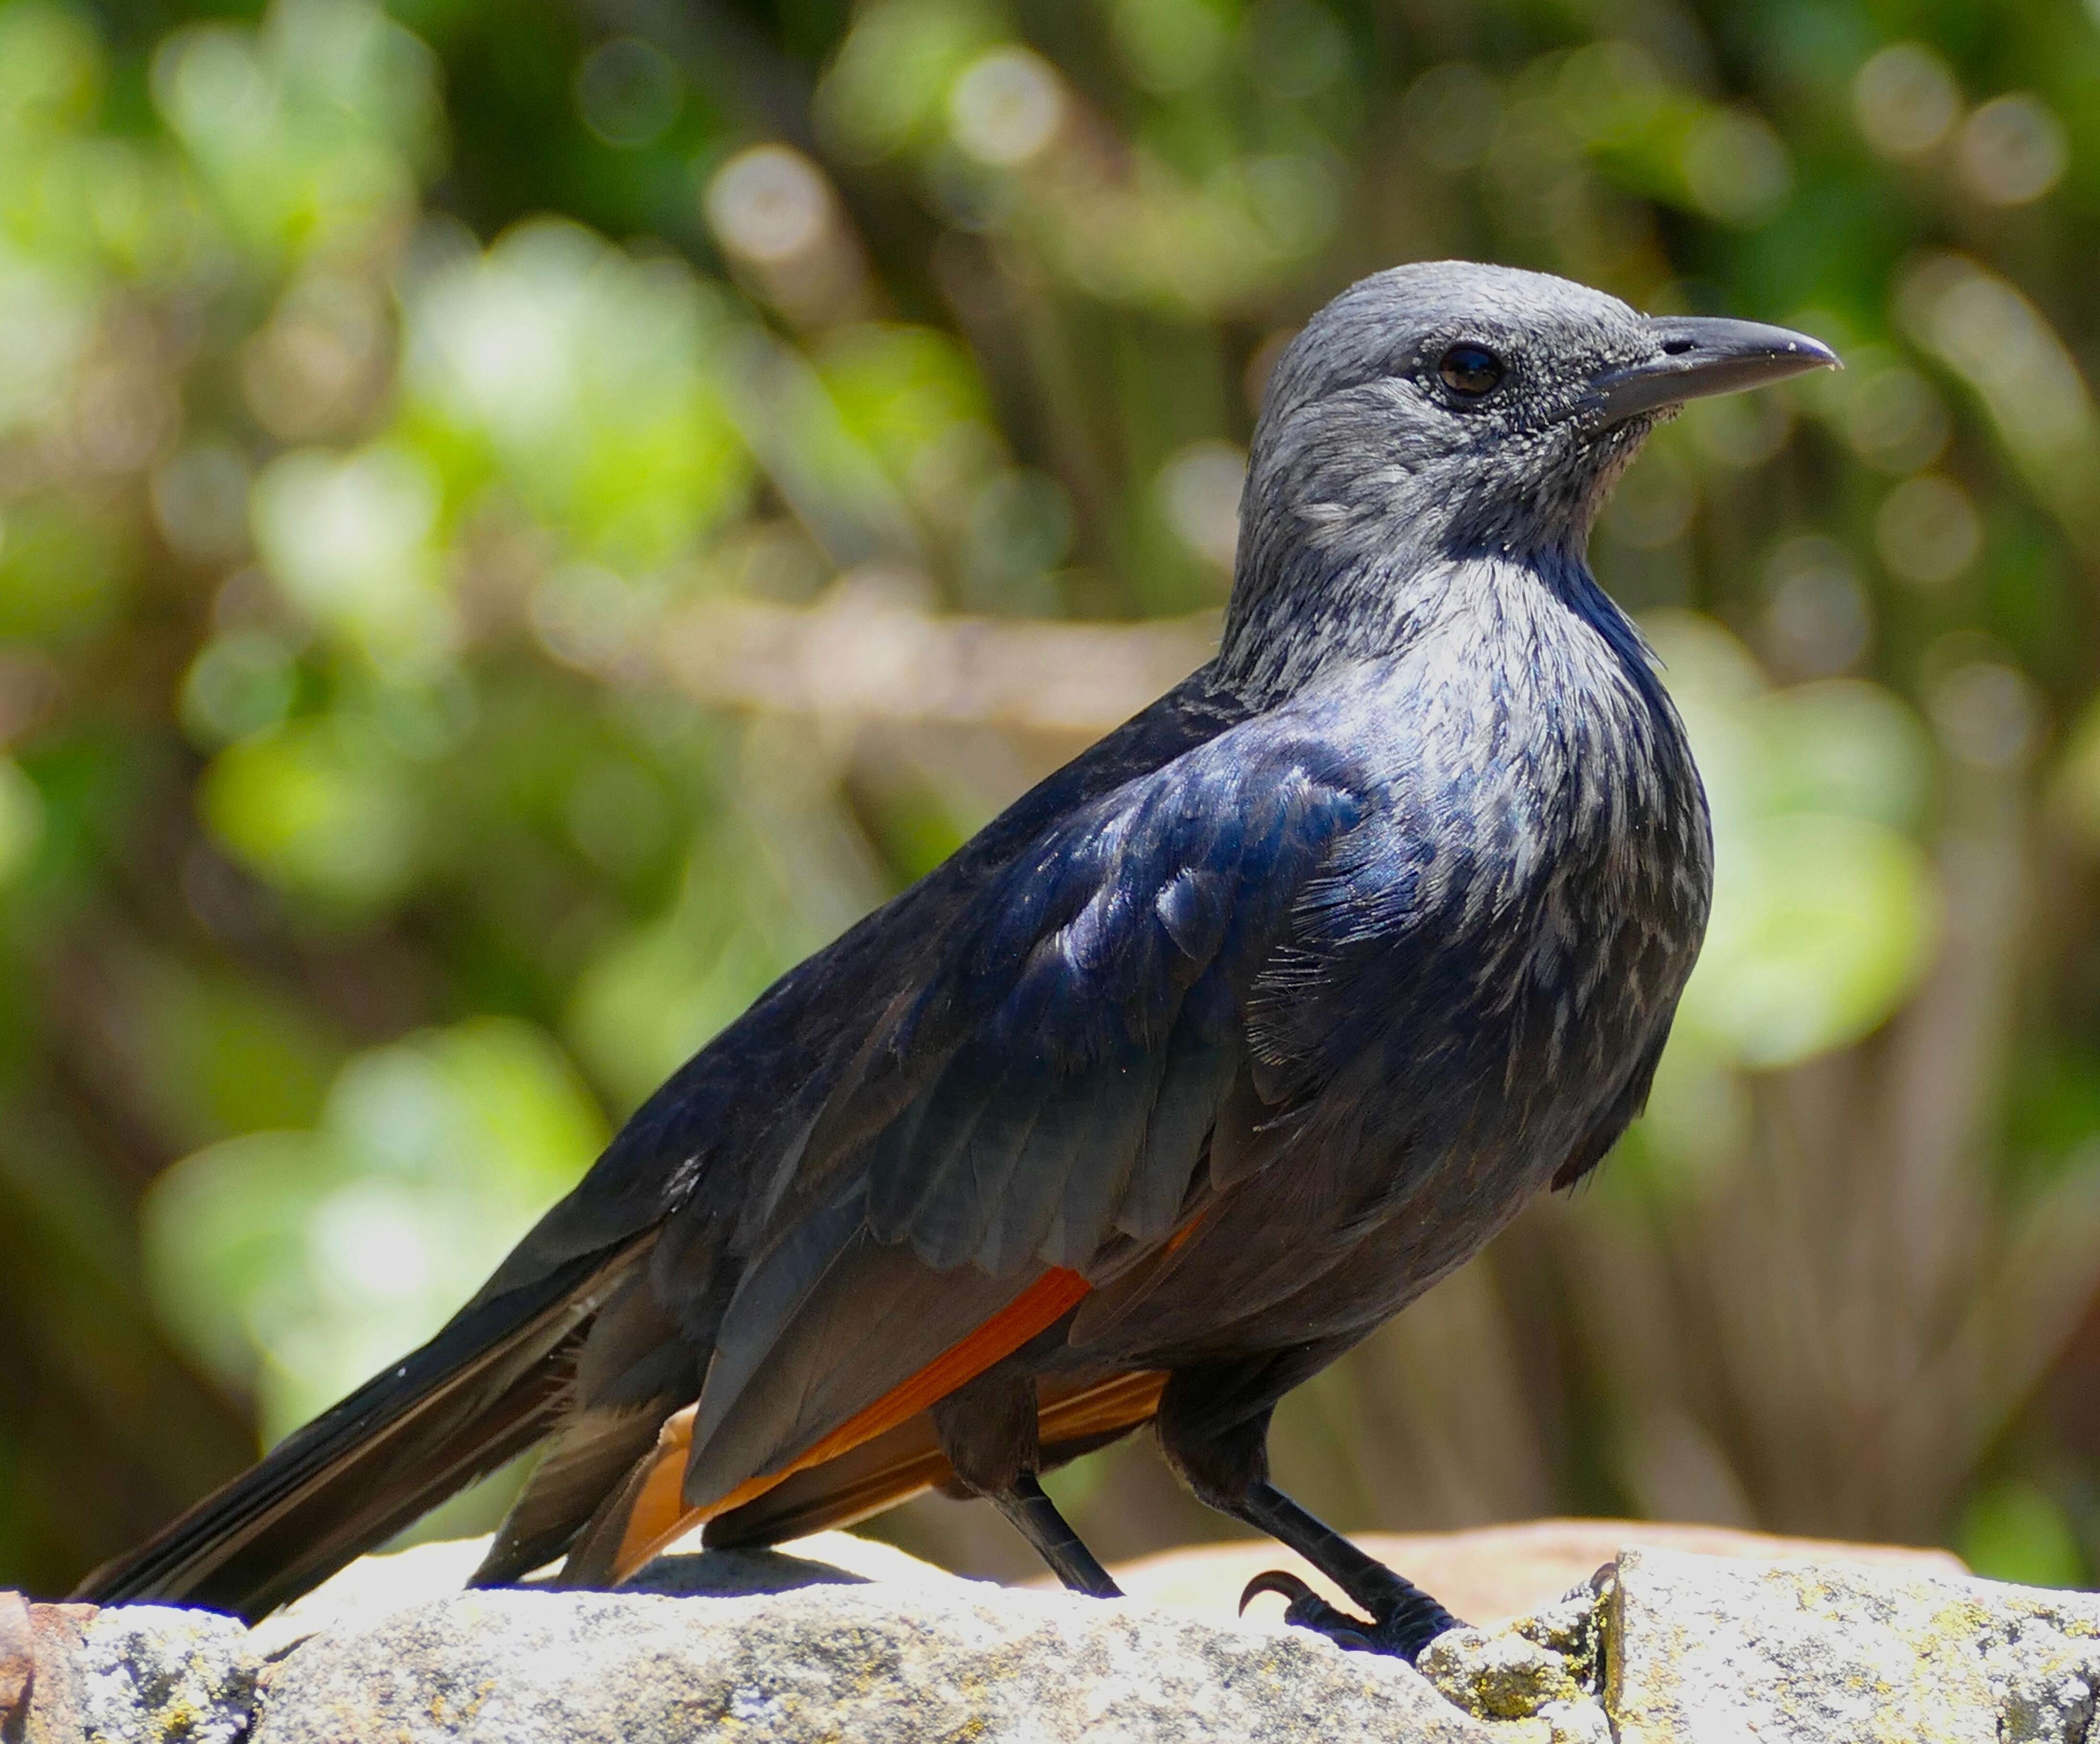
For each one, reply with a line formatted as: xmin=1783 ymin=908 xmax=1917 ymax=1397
xmin=990 ymin=1472 xmax=1121 ymax=1597
xmin=1234 ymin=1480 xmax=1462 ymax=1658
xmin=932 ymin=1364 xmax=1124 ymax=1600
xmin=1156 ymin=1364 xmax=1465 ymax=1663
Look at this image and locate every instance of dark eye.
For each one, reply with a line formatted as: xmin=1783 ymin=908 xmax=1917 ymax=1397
xmin=1438 ymin=343 xmax=1504 ymax=399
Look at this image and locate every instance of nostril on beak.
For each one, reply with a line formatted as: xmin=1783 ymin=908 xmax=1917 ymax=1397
xmin=1587 ymin=317 xmax=1839 ymax=425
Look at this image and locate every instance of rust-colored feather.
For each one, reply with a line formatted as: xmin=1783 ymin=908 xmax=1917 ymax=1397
xmin=569 ymin=1265 xmax=1095 ymax=1584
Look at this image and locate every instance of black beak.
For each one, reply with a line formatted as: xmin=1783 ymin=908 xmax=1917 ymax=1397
xmin=1582 ymin=316 xmax=1839 ymax=426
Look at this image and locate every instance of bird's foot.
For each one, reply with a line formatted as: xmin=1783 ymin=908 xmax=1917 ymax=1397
xmin=1239 ymin=1569 xmax=1462 ymax=1664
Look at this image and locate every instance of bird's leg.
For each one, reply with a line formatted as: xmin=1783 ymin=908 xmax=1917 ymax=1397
xmin=1231 ymin=1480 xmax=1462 ymax=1660
xmin=1156 ymin=1370 xmax=1464 ymax=1663
xmin=989 ymin=1472 xmax=1122 ymax=1598
xmin=933 ymin=1364 xmax=1124 ymax=1600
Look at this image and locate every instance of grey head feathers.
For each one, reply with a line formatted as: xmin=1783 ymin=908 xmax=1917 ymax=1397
xmin=1219 ymin=261 xmax=1834 ymax=695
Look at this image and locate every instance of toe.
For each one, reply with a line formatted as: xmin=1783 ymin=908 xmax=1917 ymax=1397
xmin=1240 ymin=1568 xmax=1382 ymax=1652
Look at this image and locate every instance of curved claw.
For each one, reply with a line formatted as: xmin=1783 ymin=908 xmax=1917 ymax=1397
xmin=1239 ymin=1569 xmax=1320 ymax=1617
xmin=1240 ymin=1569 xmax=1377 ymax=1650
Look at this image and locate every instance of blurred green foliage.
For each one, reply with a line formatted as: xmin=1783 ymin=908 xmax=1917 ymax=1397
xmin=2 ymin=0 xmax=2100 ymax=1596
xmin=147 ymin=1017 xmax=605 ymax=1439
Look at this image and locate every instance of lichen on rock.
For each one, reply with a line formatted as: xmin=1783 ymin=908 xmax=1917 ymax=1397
xmin=74 ymin=1606 xmax=255 ymax=1744
xmin=1415 ymin=1588 xmax=1610 ymax=1743
xmin=1605 ymin=1545 xmax=2100 ymax=1744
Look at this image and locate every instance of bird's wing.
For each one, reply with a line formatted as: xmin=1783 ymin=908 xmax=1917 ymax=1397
xmin=864 ymin=737 xmax=1370 ymax=1273
xmin=652 ymin=725 xmax=1370 ymax=1529
xmin=455 ymin=680 xmax=1259 ymax=1313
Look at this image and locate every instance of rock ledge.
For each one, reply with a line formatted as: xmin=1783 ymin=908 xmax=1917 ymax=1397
xmin=4 ymin=1524 xmax=2094 ymax=1743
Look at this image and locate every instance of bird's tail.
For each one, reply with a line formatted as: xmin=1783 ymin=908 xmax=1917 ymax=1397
xmin=70 ymin=1238 xmax=648 ymax=1622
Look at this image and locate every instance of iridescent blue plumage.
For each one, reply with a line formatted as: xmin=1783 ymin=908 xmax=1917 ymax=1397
xmin=75 ymin=263 xmax=1838 ymax=1657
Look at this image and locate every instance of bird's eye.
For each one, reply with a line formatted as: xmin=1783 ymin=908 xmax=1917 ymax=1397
xmin=1438 ymin=344 xmax=1504 ymax=399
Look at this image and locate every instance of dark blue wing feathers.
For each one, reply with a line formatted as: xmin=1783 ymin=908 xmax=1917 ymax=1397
xmin=856 ymin=733 xmax=1365 ymax=1280
xmin=1116 ymin=967 xmax=1240 ymax=1242
xmin=1036 ymin=1050 xmax=1169 ymax=1271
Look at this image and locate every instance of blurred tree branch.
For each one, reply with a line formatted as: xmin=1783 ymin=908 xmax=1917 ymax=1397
xmin=661 ymin=576 xmax=1218 ymax=734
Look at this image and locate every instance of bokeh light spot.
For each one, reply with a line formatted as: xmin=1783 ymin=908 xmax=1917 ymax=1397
xmin=1681 ymin=110 xmax=1793 ymax=226
xmin=706 ymin=144 xmax=834 ymax=264
xmin=1875 ymin=473 xmax=1981 ymax=585
xmin=1110 ymin=0 xmax=1229 ymax=93
xmin=948 ymin=46 xmax=1064 ymax=168
xmin=575 ymin=37 xmax=683 ymax=148
xmin=181 ymin=630 xmax=299 ymax=747
xmin=1400 ymin=63 xmax=1500 ymax=172
xmin=1956 ymin=94 xmax=2068 ymax=207
xmin=1852 ymin=43 xmax=1961 ymax=159
xmin=1930 ymin=660 xmax=2040 ymax=771
xmin=152 ymin=444 xmax=255 ymax=565
xmin=1842 ymin=364 xmax=1951 ymax=475
xmin=1763 ymin=536 xmax=1870 ymax=678
xmin=1156 ymin=441 xmax=1245 ymax=573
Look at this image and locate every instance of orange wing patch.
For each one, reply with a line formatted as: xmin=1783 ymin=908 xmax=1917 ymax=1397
xmin=597 ymin=1265 xmax=1094 ymax=1582
xmin=701 ymin=1366 xmax=1168 ymax=1550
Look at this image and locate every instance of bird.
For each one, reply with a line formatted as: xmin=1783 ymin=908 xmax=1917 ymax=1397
xmin=76 ymin=262 xmax=1836 ymax=1661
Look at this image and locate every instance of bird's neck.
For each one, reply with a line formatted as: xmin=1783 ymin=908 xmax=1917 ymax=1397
xmin=1215 ymin=529 xmax=1646 ymax=707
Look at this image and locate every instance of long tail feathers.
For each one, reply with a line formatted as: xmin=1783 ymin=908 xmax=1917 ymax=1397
xmin=71 ymin=1238 xmax=649 ymax=1621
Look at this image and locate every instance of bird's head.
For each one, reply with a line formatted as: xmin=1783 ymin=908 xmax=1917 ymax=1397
xmin=1223 ymin=261 xmax=1836 ymax=680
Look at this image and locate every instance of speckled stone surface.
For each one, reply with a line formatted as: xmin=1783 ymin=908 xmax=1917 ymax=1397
xmin=77 ymin=1607 xmax=256 ymax=1744
xmin=245 ymin=1584 xmax=1493 ymax=1744
xmin=1604 ymin=1546 xmax=2100 ymax=1744
xmin=6 ymin=1602 xmax=256 ymax=1744
xmin=11 ymin=1527 xmax=2100 ymax=1742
